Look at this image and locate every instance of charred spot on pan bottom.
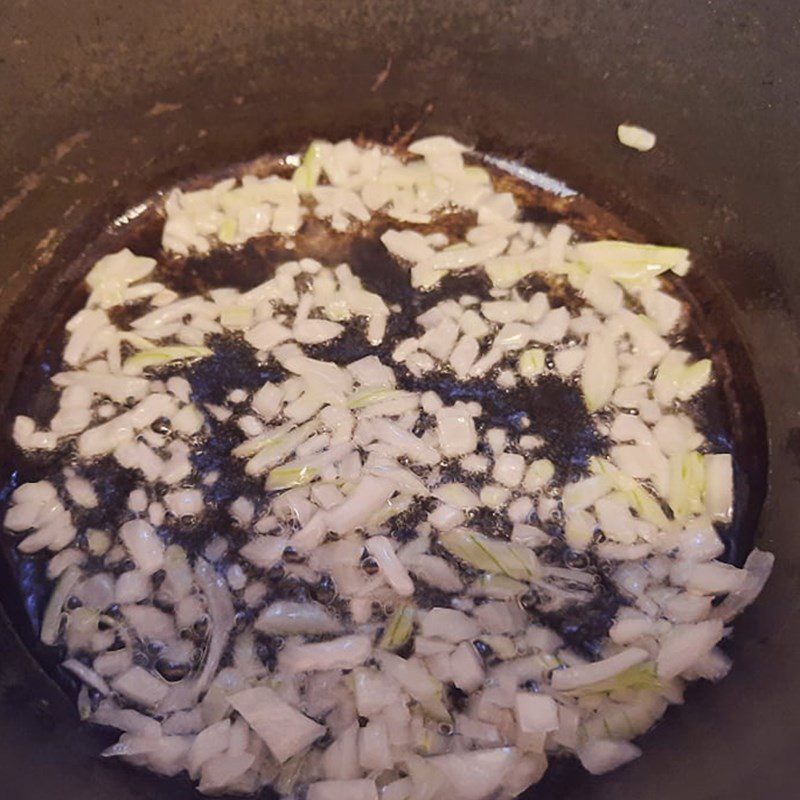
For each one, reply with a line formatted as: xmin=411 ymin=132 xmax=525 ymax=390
xmin=532 ymin=591 xmax=622 ymax=660
xmin=182 ymin=334 xmax=285 ymax=406
xmin=519 ymin=541 xmax=626 ymax=658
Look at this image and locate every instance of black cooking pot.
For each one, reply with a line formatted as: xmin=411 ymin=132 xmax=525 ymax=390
xmin=1 ymin=2 xmax=798 ymax=798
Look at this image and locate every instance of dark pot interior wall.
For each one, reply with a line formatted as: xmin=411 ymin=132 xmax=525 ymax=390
xmin=1 ymin=2 xmax=799 ymax=799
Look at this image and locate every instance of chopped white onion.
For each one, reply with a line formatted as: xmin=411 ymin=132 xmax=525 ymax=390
xmin=2 ymin=134 xmax=770 ymax=800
